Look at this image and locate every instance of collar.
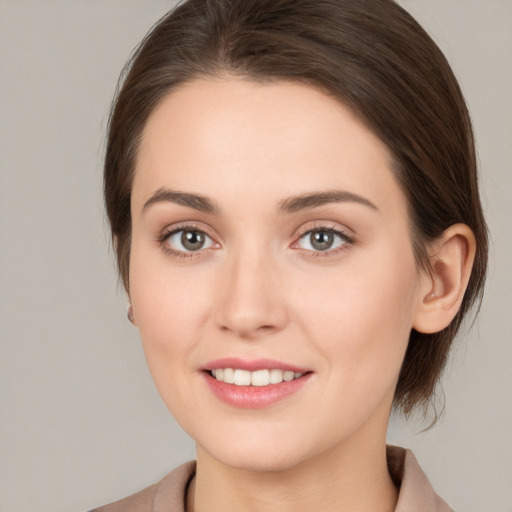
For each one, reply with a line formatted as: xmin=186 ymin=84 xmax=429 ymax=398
xmin=100 ymin=446 xmax=453 ymax=511
xmin=387 ymin=446 xmax=453 ymax=511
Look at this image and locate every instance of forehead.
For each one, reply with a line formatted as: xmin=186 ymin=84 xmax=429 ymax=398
xmin=133 ymin=77 xmax=405 ymax=220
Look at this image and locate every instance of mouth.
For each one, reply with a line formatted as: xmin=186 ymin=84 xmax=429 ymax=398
xmin=202 ymin=359 xmax=312 ymax=408
xmin=208 ymin=368 xmax=305 ymax=387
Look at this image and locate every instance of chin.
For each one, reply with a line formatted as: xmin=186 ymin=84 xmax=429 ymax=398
xmin=193 ymin=423 xmax=325 ymax=474
xmin=206 ymin=443 xmax=311 ymax=473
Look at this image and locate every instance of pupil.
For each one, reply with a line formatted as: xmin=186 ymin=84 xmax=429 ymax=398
xmin=182 ymin=230 xmax=204 ymax=251
xmin=311 ymin=231 xmax=333 ymax=251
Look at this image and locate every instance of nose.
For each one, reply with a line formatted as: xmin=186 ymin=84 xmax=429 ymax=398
xmin=214 ymin=250 xmax=288 ymax=339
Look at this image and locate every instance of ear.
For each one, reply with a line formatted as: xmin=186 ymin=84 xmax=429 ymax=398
xmin=127 ymin=303 xmax=136 ymax=325
xmin=413 ymin=224 xmax=476 ymax=334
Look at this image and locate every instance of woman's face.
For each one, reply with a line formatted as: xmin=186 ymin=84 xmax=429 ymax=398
xmin=129 ymin=77 xmax=426 ymax=471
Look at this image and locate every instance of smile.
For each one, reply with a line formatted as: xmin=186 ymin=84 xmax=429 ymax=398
xmin=211 ymin=368 xmax=304 ymax=387
xmin=203 ymin=358 xmax=311 ymax=408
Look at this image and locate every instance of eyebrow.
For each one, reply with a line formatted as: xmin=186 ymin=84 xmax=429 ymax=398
xmin=277 ymin=190 xmax=378 ymax=214
xmin=143 ymin=188 xmax=378 ymax=215
xmin=143 ymin=188 xmax=221 ymax=215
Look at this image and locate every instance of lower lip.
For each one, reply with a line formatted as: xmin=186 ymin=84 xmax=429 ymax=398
xmin=204 ymin=372 xmax=311 ymax=409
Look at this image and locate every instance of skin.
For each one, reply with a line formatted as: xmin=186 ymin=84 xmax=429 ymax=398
xmin=128 ymin=77 xmax=473 ymax=512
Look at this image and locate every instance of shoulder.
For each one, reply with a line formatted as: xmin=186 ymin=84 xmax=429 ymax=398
xmin=89 ymin=461 xmax=196 ymax=512
xmin=89 ymin=483 xmax=158 ymax=512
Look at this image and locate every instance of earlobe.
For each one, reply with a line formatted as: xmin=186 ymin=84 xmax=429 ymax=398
xmin=127 ymin=303 xmax=136 ymax=325
xmin=413 ymin=224 xmax=476 ymax=334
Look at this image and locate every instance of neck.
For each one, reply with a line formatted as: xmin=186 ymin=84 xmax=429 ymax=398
xmin=187 ymin=432 xmax=398 ymax=512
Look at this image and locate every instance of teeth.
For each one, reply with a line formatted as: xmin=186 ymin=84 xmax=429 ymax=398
xmin=211 ymin=368 xmax=304 ymax=386
xmin=269 ymin=369 xmax=284 ymax=384
xmin=223 ymin=368 xmax=235 ymax=384
xmin=251 ymin=369 xmax=270 ymax=387
xmin=283 ymin=371 xmax=295 ymax=382
xmin=233 ymin=369 xmax=251 ymax=386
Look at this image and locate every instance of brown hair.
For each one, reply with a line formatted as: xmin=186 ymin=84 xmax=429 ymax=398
xmin=104 ymin=0 xmax=488 ymax=416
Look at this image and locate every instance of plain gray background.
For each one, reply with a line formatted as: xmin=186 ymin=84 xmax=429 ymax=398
xmin=0 ymin=1 xmax=511 ymax=511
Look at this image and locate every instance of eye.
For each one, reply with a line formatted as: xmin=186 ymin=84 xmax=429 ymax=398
xmin=296 ymin=228 xmax=350 ymax=252
xmin=164 ymin=228 xmax=216 ymax=253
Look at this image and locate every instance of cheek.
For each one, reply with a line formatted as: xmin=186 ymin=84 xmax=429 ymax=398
xmin=296 ymin=255 xmax=419 ymax=436
xmin=128 ymin=257 xmax=215 ymax=429
xmin=296 ymin=247 xmax=419 ymax=379
xmin=128 ymin=246 xmax=212 ymax=375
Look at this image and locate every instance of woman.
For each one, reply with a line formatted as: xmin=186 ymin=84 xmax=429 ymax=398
xmin=93 ymin=0 xmax=488 ymax=510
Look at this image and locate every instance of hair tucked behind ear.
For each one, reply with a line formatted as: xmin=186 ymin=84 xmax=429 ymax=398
xmin=104 ymin=0 xmax=488 ymax=418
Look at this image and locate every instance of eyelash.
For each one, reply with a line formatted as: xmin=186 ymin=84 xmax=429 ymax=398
xmin=157 ymin=223 xmax=216 ymax=260
xmin=157 ymin=223 xmax=354 ymax=260
xmin=293 ymin=225 xmax=354 ymax=258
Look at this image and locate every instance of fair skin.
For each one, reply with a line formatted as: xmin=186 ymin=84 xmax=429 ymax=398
xmin=128 ymin=77 xmax=475 ymax=512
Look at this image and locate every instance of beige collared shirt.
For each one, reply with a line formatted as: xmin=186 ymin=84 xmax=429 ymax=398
xmin=91 ymin=446 xmax=453 ymax=511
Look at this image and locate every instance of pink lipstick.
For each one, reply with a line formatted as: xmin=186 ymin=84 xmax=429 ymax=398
xmin=202 ymin=358 xmax=312 ymax=409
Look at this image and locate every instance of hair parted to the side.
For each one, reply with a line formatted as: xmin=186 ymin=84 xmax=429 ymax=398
xmin=104 ymin=0 xmax=488 ymax=417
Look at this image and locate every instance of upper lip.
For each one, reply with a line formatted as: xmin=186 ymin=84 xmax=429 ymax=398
xmin=203 ymin=357 xmax=309 ymax=373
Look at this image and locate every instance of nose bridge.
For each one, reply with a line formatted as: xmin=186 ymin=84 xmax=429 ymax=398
xmin=214 ymin=240 xmax=287 ymax=338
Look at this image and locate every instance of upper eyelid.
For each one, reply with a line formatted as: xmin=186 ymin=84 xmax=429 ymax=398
xmin=161 ymin=221 xmax=216 ymax=238
xmin=160 ymin=222 xmax=351 ymax=235
xmin=293 ymin=221 xmax=354 ymax=238
xmin=159 ymin=225 xmax=218 ymax=257
xmin=158 ymin=223 xmax=219 ymax=251
xmin=158 ymin=221 xmax=354 ymax=247
xmin=294 ymin=228 xmax=352 ymax=245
